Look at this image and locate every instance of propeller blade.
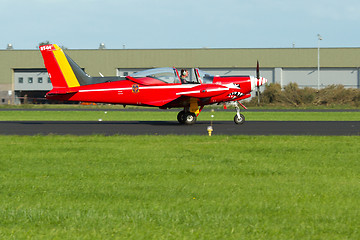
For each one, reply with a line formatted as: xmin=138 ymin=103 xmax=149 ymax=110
xmin=256 ymin=60 xmax=260 ymax=80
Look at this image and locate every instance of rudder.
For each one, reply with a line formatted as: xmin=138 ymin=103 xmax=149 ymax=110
xmin=39 ymin=44 xmax=80 ymax=88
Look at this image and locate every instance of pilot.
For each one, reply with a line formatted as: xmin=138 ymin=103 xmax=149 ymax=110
xmin=180 ymin=69 xmax=189 ymax=83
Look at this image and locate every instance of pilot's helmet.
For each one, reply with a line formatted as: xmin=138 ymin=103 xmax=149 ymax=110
xmin=181 ymin=69 xmax=187 ymax=76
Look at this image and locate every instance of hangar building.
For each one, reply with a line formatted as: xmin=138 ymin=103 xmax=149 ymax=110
xmin=0 ymin=47 xmax=359 ymax=104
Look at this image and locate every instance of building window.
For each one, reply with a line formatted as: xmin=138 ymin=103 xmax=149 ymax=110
xmin=38 ymin=77 xmax=43 ymax=83
xmin=28 ymin=77 xmax=33 ymax=83
xmin=48 ymin=77 xmax=51 ymax=83
xmin=18 ymin=77 xmax=23 ymax=83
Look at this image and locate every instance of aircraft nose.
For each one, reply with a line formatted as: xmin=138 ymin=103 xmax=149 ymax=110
xmin=257 ymin=77 xmax=267 ymax=87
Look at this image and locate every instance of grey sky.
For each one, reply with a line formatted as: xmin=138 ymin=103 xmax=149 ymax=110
xmin=1 ymin=0 xmax=359 ymax=49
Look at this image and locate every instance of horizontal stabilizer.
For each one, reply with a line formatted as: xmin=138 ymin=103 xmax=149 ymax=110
xmin=46 ymin=89 xmax=78 ymax=95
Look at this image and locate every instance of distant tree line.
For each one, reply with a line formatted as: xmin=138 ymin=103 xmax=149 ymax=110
xmin=248 ymin=83 xmax=360 ymax=107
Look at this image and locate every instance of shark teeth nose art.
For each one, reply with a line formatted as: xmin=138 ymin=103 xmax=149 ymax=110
xmin=228 ymin=92 xmax=243 ymax=99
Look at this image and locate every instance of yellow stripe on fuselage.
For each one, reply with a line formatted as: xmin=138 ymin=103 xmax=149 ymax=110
xmin=53 ymin=44 xmax=80 ymax=88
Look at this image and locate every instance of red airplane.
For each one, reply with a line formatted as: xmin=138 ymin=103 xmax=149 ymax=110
xmin=39 ymin=44 xmax=267 ymax=125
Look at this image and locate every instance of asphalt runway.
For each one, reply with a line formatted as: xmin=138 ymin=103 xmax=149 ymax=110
xmin=0 ymin=121 xmax=359 ymax=136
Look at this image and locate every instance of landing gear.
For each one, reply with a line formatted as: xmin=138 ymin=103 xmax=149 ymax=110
xmin=234 ymin=113 xmax=245 ymax=124
xmin=233 ymin=101 xmax=246 ymax=125
xmin=177 ymin=111 xmax=197 ymax=125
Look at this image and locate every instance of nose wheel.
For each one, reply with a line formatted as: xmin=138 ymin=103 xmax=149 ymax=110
xmin=177 ymin=111 xmax=197 ymax=125
xmin=233 ymin=101 xmax=246 ymax=125
xmin=234 ymin=113 xmax=245 ymax=124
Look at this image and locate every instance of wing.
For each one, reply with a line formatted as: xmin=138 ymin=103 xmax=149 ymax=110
xmin=175 ymin=84 xmax=229 ymax=98
xmin=151 ymin=84 xmax=230 ymax=108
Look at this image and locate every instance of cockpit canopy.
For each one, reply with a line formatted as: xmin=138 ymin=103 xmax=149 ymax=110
xmin=130 ymin=67 xmax=214 ymax=84
xmin=196 ymin=69 xmax=214 ymax=83
xmin=131 ymin=68 xmax=180 ymax=84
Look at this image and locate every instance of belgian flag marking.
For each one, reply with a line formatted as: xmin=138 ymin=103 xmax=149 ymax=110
xmin=52 ymin=45 xmax=80 ymax=88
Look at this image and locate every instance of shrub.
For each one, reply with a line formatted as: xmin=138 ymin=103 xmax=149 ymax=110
xmin=247 ymin=83 xmax=360 ymax=107
xmin=301 ymin=87 xmax=317 ymax=105
xmin=282 ymin=82 xmax=303 ymax=106
xmin=315 ymin=85 xmax=359 ymax=106
xmin=261 ymin=83 xmax=282 ymax=104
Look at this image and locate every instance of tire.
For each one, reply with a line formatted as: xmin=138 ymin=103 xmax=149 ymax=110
xmin=234 ymin=113 xmax=245 ymax=124
xmin=177 ymin=111 xmax=186 ymax=124
xmin=183 ymin=112 xmax=197 ymax=125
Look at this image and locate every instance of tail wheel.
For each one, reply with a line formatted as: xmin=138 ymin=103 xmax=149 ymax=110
xmin=234 ymin=114 xmax=245 ymax=124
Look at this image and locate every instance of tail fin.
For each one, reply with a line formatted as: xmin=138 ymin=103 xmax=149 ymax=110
xmin=39 ymin=44 xmax=81 ymax=88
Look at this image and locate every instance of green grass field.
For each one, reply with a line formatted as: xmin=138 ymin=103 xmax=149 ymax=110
xmin=1 ymin=110 xmax=359 ymax=121
xmin=0 ymin=135 xmax=359 ymax=239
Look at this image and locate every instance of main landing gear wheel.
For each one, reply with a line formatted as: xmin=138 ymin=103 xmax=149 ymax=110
xmin=177 ymin=111 xmax=197 ymax=125
xmin=234 ymin=113 xmax=245 ymax=124
xmin=177 ymin=111 xmax=185 ymax=123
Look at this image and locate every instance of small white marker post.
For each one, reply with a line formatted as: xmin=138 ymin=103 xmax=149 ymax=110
xmin=207 ymin=126 xmax=213 ymax=136
xmin=207 ymin=109 xmax=214 ymax=136
xmin=99 ymin=111 xmax=107 ymax=122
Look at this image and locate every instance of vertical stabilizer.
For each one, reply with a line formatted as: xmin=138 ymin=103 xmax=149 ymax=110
xmin=39 ymin=44 xmax=80 ymax=88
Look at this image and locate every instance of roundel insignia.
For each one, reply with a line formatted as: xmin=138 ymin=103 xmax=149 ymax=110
xmin=132 ymin=84 xmax=139 ymax=93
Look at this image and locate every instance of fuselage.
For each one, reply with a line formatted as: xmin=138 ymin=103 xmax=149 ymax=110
xmin=46 ymin=74 xmax=266 ymax=108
